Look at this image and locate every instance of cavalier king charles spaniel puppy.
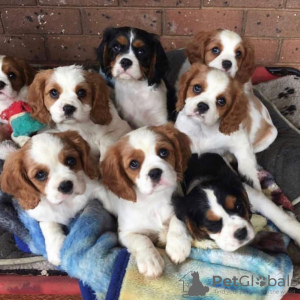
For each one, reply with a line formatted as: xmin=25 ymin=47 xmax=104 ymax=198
xmin=175 ymin=63 xmax=261 ymax=191
xmin=97 ymin=123 xmax=192 ymax=277
xmin=97 ymin=27 xmax=171 ymax=128
xmin=178 ymin=29 xmax=277 ymax=153
xmin=174 ymin=153 xmax=300 ymax=251
xmin=0 ymin=131 xmax=99 ymax=266
xmin=0 ymin=55 xmax=36 ymax=117
xmin=27 ymin=65 xmax=131 ymax=159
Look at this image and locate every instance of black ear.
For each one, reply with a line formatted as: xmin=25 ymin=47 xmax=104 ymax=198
xmin=148 ymin=37 xmax=169 ymax=86
xmin=96 ymin=27 xmax=116 ymax=79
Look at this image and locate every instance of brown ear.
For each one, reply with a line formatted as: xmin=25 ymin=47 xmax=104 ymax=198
xmin=100 ymin=140 xmax=136 ymax=202
xmin=27 ymin=69 xmax=53 ymax=124
xmin=186 ymin=31 xmax=215 ymax=64
xmin=85 ymin=72 xmax=112 ymax=125
xmin=186 ymin=219 xmax=209 ymax=240
xmin=54 ymin=131 xmax=98 ymax=179
xmin=236 ymin=38 xmax=255 ymax=84
xmin=0 ymin=149 xmax=40 ymax=210
xmin=219 ymin=81 xmax=248 ymax=135
xmin=14 ymin=58 xmax=36 ymax=86
xmin=151 ymin=123 xmax=191 ymax=180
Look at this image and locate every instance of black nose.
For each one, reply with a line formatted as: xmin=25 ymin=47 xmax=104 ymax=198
xmin=148 ymin=168 xmax=162 ymax=182
xmin=63 ymin=105 xmax=76 ymax=116
xmin=234 ymin=227 xmax=247 ymax=241
xmin=0 ymin=81 xmax=6 ymax=90
xmin=222 ymin=60 xmax=232 ymax=70
xmin=120 ymin=58 xmax=132 ymax=71
xmin=58 ymin=180 xmax=73 ymax=194
xmin=197 ymin=102 xmax=209 ymax=114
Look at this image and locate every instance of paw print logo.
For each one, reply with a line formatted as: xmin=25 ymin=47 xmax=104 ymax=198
xmin=278 ymin=87 xmax=295 ymax=99
xmin=256 ymin=276 xmax=266 ymax=287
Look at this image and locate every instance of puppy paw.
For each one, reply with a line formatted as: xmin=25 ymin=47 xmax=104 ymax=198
xmin=46 ymin=235 xmax=65 ymax=266
xmin=166 ymin=236 xmax=191 ymax=264
xmin=136 ymin=249 xmax=164 ymax=278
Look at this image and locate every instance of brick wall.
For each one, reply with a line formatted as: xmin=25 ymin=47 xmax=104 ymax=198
xmin=0 ymin=0 xmax=299 ymax=70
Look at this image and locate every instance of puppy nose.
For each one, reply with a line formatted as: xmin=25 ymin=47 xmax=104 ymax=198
xmin=0 ymin=81 xmax=6 ymax=90
xmin=234 ymin=227 xmax=247 ymax=241
xmin=197 ymin=102 xmax=209 ymax=114
xmin=63 ymin=105 xmax=76 ymax=116
xmin=58 ymin=180 xmax=73 ymax=194
xmin=148 ymin=168 xmax=162 ymax=182
xmin=222 ymin=60 xmax=232 ymax=70
xmin=120 ymin=58 xmax=132 ymax=70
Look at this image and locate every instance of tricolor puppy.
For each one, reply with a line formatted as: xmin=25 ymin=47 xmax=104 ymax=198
xmin=174 ymin=153 xmax=300 ymax=251
xmin=0 ymin=55 xmax=35 ymax=117
xmin=27 ymin=65 xmax=131 ymax=159
xmin=0 ymin=131 xmax=99 ymax=266
xmin=178 ymin=29 xmax=277 ymax=152
xmin=98 ymin=124 xmax=192 ymax=277
xmin=175 ymin=63 xmax=261 ymax=190
xmin=97 ymin=27 xmax=170 ymax=128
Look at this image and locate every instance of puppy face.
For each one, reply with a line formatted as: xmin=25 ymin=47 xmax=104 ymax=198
xmin=97 ymin=27 xmax=169 ymax=86
xmin=174 ymin=154 xmax=254 ymax=252
xmin=100 ymin=123 xmax=191 ymax=201
xmin=0 ymin=131 xmax=98 ymax=209
xmin=28 ymin=66 xmax=112 ymax=126
xmin=177 ymin=63 xmax=248 ymax=135
xmin=0 ymin=56 xmax=35 ymax=102
xmin=186 ymin=29 xmax=255 ymax=84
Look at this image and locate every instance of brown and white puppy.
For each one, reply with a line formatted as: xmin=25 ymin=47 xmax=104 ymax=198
xmin=0 ymin=55 xmax=36 ymax=118
xmin=0 ymin=131 xmax=99 ymax=266
xmin=97 ymin=123 xmax=192 ymax=278
xmin=178 ymin=29 xmax=277 ymax=152
xmin=27 ymin=65 xmax=131 ymax=159
xmin=175 ymin=63 xmax=261 ymax=190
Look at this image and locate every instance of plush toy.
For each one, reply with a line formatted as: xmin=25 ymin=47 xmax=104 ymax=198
xmin=0 ymin=101 xmax=45 ymax=141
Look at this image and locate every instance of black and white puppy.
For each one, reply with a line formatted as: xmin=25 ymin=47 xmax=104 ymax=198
xmin=173 ymin=153 xmax=300 ymax=251
xmin=97 ymin=27 xmax=173 ymax=128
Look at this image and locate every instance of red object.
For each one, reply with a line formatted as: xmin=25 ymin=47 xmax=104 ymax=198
xmin=251 ymin=66 xmax=279 ymax=85
xmin=0 ymin=101 xmax=32 ymax=121
xmin=282 ymin=294 xmax=300 ymax=300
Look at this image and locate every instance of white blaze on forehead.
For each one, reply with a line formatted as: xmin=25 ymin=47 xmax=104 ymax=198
xmin=206 ymin=69 xmax=229 ymax=96
xmin=205 ymin=188 xmax=229 ymax=220
xmin=219 ymin=30 xmax=242 ymax=53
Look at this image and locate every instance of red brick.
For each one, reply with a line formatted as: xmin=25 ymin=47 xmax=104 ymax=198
xmin=1 ymin=8 xmax=82 ymax=35
xmin=0 ymin=0 xmax=36 ymax=5
xmin=279 ymin=40 xmax=300 ymax=63
xmin=248 ymin=38 xmax=278 ymax=65
xmin=38 ymin=0 xmax=117 ymax=6
xmin=47 ymin=35 xmax=102 ymax=62
xmin=0 ymin=35 xmax=46 ymax=61
xmin=164 ymin=9 xmax=243 ymax=36
xmin=120 ymin=0 xmax=200 ymax=7
xmin=203 ymin=0 xmax=283 ymax=8
xmin=245 ymin=11 xmax=300 ymax=38
xmin=83 ymin=9 xmax=162 ymax=35
xmin=286 ymin=0 xmax=300 ymax=9
xmin=160 ymin=36 xmax=189 ymax=51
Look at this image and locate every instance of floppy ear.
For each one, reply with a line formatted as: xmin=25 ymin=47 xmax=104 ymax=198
xmin=219 ymin=81 xmax=248 ymax=135
xmin=55 ymin=131 xmax=99 ymax=179
xmin=96 ymin=27 xmax=115 ymax=79
xmin=186 ymin=31 xmax=214 ymax=64
xmin=100 ymin=141 xmax=137 ymax=202
xmin=0 ymin=149 xmax=40 ymax=210
xmin=151 ymin=123 xmax=191 ymax=180
xmin=235 ymin=38 xmax=255 ymax=84
xmin=147 ymin=36 xmax=169 ymax=86
xmin=14 ymin=58 xmax=36 ymax=86
xmin=85 ymin=72 xmax=112 ymax=125
xmin=27 ymin=70 xmax=53 ymax=125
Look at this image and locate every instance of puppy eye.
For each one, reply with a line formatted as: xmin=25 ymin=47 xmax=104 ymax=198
xmin=193 ymin=84 xmax=202 ymax=94
xmin=112 ymin=44 xmax=121 ymax=53
xmin=77 ymin=89 xmax=86 ymax=99
xmin=50 ymin=89 xmax=59 ymax=99
xmin=65 ymin=156 xmax=76 ymax=167
xmin=129 ymin=160 xmax=139 ymax=170
xmin=234 ymin=201 xmax=245 ymax=214
xmin=8 ymin=72 xmax=16 ymax=79
xmin=236 ymin=50 xmax=242 ymax=58
xmin=217 ymin=97 xmax=226 ymax=106
xmin=35 ymin=171 xmax=48 ymax=181
xmin=137 ymin=48 xmax=145 ymax=55
xmin=158 ymin=148 xmax=169 ymax=158
xmin=211 ymin=47 xmax=220 ymax=54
